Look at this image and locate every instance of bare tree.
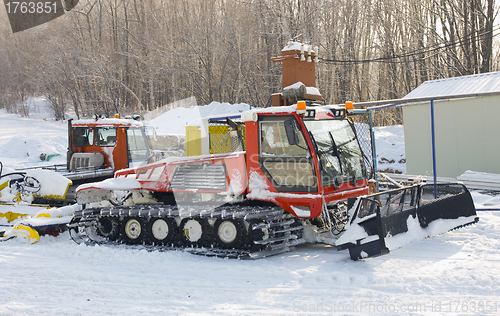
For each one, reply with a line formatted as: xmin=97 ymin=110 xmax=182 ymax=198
xmin=0 ymin=0 xmax=497 ymax=124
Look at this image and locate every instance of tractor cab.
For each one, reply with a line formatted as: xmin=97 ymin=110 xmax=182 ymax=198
xmin=68 ymin=117 xmax=151 ymax=175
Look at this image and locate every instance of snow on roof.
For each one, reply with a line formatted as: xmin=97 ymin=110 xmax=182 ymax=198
xmin=282 ymin=41 xmax=315 ymax=53
xmin=404 ymin=71 xmax=500 ymax=99
xmin=306 ymin=86 xmax=321 ymax=96
xmin=284 ymin=81 xmax=305 ymax=90
xmin=72 ymin=118 xmax=144 ymax=127
xmin=247 ymin=104 xmax=343 ymax=118
xmin=283 ymin=81 xmax=321 ymax=97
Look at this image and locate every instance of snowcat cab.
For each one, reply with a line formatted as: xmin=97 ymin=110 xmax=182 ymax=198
xmin=241 ymin=103 xmax=370 ymax=219
xmin=67 ymin=117 xmax=152 ymax=183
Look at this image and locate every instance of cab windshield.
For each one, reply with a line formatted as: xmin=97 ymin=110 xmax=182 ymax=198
xmin=304 ymin=119 xmax=366 ymax=187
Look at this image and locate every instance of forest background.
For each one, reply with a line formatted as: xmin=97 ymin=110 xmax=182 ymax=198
xmin=0 ymin=0 xmax=497 ymax=125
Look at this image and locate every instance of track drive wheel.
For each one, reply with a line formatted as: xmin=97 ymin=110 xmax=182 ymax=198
xmin=121 ymin=217 xmax=145 ymax=244
xmin=180 ymin=218 xmax=211 ymax=247
xmin=96 ymin=216 xmax=120 ymax=240
xmin=214 ymin=219 xmax=244 ymax=249
xmin=147 ymin=217 xmax=177 ymax=245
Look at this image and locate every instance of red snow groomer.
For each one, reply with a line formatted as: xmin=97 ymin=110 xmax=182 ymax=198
xmin=69 ymin=42 xmax=477 ymax=259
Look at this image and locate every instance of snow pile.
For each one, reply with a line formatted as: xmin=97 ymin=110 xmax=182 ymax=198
xmin=470 ymin=190 xmax=500 ymax=209
xmin=282 ymin=41 xmax=316 ymax=54
xmin=373 ymin=125 xmax=406 ymax=173
xmin=0 ymin=108 xmax=68 ymax=168
xmin=25 ymin=169 xmax=72 ymax=198
xmin=148 ymin=102 xmax=250 ymax=136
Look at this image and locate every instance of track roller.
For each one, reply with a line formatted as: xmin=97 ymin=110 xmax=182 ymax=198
xmin=214 ymin=219 xmax=245 ymax=249
xmin=147 ymin=217 xmax=177 ymax=245
xmin=180 ymin=218 xmax=212 ymax=247
xmin=121 ymin=217 xmax=146 ymax=244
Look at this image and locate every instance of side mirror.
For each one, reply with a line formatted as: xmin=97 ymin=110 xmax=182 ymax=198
xmin=284 ymin=119 xmax=299 ymax=146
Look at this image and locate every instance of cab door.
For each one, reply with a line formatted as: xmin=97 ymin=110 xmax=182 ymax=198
xmin=126 ymin=127 xmax=151 ymax=168
xmin=258 ymin=115 xmax=317 ymax=193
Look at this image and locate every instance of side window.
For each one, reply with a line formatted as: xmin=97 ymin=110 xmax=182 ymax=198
xmin=96 ymin=127 xmax=117 ymax=146
xmin=259 ymin=119 xmax=316 ymax=191
xmin=73 ymin=127 xmax=94 ymax=147
xmin=126 ymin=128 xmax=149 ymax=161
xmin=260 ymin=121 xmax=308 ymax=157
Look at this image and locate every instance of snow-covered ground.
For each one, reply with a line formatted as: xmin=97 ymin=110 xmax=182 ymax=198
xmin=1 ymin=99 xmax=499 ymax=315
xmin=1 ymin=215 xmax=500 ymax=315
xmin=0 ymin=99 xmax=68 ymax=168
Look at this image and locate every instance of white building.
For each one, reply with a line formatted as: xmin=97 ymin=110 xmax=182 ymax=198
xmin=402 ymin=71 xmax=500 ymax=178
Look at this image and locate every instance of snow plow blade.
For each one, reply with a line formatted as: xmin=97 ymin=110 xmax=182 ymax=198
xmin=336 ymin=183 xmax=478 ymax=260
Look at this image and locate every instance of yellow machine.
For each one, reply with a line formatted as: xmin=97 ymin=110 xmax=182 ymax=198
xmin=0 ymin=162 xmax=75 ymax=242
xmin=0 ymin=224 xmax=40 ymax=244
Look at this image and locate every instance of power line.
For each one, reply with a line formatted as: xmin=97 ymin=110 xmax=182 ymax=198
xmin=321 ymin=26 xmax=500 ymax=64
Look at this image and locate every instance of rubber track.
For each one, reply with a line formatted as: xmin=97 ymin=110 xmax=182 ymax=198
xmin=68 ymin=204 xmax=306 ymax=259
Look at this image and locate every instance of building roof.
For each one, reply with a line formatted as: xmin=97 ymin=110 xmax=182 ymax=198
xmin=403 ymin=71 xmax=500 ymax=99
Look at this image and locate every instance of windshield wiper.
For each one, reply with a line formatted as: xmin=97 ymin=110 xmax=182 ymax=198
xmin=335 ymin=135 xmax=357 ymax=148
xmin=328 ymin=132 xmax=340 ymax=157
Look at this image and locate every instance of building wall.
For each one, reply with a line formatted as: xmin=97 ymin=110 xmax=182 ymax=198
xmin=403 ymin=95 xmax=500 ymax=178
